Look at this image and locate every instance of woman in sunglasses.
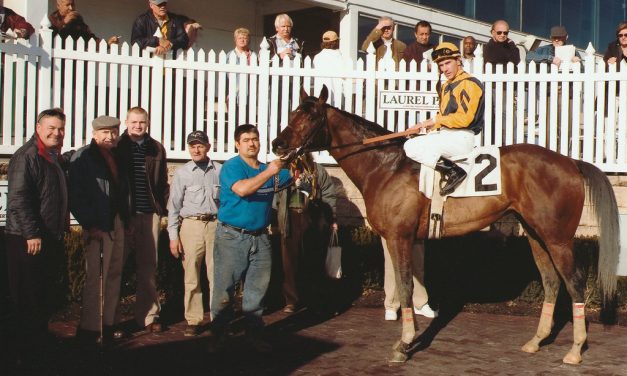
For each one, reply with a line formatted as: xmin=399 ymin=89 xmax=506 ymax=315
xmin=483 ymin=19 xmax=520 ymax=70
xmin=403 ymin=43 xmax=485 ymax=196
xmin=603 ymin=22 xmax=627 ymax=68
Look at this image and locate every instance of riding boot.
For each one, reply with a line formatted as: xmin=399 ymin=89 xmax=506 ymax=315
xmin=434 ymin=157 xmax=467 ymax=196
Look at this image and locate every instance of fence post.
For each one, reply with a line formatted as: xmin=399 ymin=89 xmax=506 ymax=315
xmin=582 ymin=43 xmax=596 ymax=163
xmin=257 ymin=38 xmax=271 ymax=162
xmin=364 ymin=42 xmax=376 ymax=122
xmin=149 ymin=53 xmax=166 ymax=144
xmin=37 ymin=15 xmax=53 ymax=112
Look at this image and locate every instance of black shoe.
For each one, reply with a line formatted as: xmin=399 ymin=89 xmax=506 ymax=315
xmin=435 ymin=157 xmax=467 ymax=196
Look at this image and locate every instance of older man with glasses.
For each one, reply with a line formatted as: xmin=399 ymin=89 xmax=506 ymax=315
xmin=483 ymin=19 xmax=520 ymax=69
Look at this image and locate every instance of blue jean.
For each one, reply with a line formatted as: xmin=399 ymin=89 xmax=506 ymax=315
xmin=211 ymin=222 xmax=272 ymax=331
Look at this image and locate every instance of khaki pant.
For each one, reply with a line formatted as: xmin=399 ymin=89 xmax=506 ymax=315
xmin=179 ymin=218 xmax=216 ymax=325
xmin=125 ymin=213 xmax=161 ymax=327
xmin=80 ymin=215 xmax=125 ymax=331
xmin=382 ymin=238 xmax=428 ymax=311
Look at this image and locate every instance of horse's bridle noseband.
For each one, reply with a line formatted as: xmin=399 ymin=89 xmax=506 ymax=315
xmin=280 ymin=99 xmax=329 ymax=163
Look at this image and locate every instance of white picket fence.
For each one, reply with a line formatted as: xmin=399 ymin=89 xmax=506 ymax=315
xmin=1 ymin=23 xmax=626 ymax=171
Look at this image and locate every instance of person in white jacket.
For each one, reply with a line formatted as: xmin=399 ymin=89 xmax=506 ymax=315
xmin=313 ymin=30 xmax=345 ymax=106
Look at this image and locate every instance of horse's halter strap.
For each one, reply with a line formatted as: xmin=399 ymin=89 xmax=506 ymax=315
xmin=285 ymin=99 xmax=329 ymax=160
xmin=285 ymin=99 xmax=404 ymax=162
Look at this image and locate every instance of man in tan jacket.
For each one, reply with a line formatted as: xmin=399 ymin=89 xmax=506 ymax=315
xmin=361 ymin=15 xmax=406 ymax=70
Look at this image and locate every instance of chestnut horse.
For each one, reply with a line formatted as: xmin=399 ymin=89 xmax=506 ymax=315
xmin=271 ymin=87 xmax=620 ymax=364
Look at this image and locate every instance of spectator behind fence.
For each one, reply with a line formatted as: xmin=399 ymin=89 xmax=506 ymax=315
xmin=49 ymin=0 xmax=118 ymax=45
xmin=69 ymin=116 xmax=129 ymax=344
xmin=0 ymin=3 xmax=35 ymax=39
xmin=462 ymin=36 xmax=477 ymax=64
xmin=526 ymin=26 xmax=581 ymax=67
xmin=483 ymin=20 xmax=520 ymax=70
xmin=361 ymin=15 xmax=406 ymax=70
xmin=267 ymin=13 xmax=303 ymax=60
xmin=228 ymin=27 xmax=253 ymax=65
xmin=117 ymin=107 xmax=169 ymax=334
xmin=275 ymin=152 xmax=337 ymax=314
xmin=313 ymin=30 xmax=344 ymax=103
xmin=603 ymin=22 xmax=627 ymax=68
xmin=403 ymin=20 xmax=434 ymax=69
xmin=131 ymin=0 xmax=189 ymax=56
xmin=5 ymin=109 xmax=69 ymax=366
xmin=167 ymin=130 xmax=221 ymax=337
xmin=208 ymin=124 xmax=291 ymax=354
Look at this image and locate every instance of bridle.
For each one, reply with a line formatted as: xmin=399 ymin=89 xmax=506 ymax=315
xmin=279 ymin=98 xmax=330 ymax=163
xmin=278 ymin=98 xmax=406 ymax=163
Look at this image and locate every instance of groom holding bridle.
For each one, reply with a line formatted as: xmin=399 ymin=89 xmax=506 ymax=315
xmin=403 ymin=42 xmax=485 ymax=195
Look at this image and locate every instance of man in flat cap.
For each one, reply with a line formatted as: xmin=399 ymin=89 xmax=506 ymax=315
xmin=167 ymin=130 xmax=221 ymax=336
xmin=69 ymin=115 xmax=129 ymax=343
xmin=526 ymin=25 xmax=581 ymax=67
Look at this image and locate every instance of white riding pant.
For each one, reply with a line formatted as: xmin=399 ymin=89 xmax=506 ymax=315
xmin=403 ymin=128 xmax=475 ymax=169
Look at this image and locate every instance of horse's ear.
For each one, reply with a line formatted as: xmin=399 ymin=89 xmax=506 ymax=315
xmin=300 ymin=87 xmax=308 ymax=103
xmin=319 ymin=85 xmax=329 ymax=104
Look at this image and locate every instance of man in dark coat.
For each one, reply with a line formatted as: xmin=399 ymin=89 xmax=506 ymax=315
xmin=69 ymin=116 xmax=129 ymax=343
xmin=131 ymin=0 xmax=189 ymax=56
xmin=5 ymin=108 xmax=69 ymax=364
xmin=117 ymin=107 xmax=169 ymax=333
xmin=483 ymin=19 xmax=520 ymax=70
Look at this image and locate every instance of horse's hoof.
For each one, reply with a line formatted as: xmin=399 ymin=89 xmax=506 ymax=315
xmin=521 ymin=342 xmax=539 ymax=353
xmin=389 ymin=340 xmax=410 ymax=363
xmin=389 ymin=350 xmax=408 ymax=363
xmin=562 ymin=352 xmax=582 ymax=365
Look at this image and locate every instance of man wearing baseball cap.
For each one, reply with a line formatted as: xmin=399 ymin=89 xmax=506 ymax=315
xmin=167 ymin=130 xmax=221 ymax=337
xmin=131 ymin=0 xmax=190 ymax=56
xmin=313 ymin=30 xmax=344 ymax=102
xmin=403 ymin=42 xmax=485 ymax=196
xmin=69 ymin=115 xmax=130 ymax=343
xmin=526 ymin=25 xmax=581 ymax=67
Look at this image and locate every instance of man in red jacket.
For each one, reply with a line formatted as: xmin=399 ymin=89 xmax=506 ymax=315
xmin=0 ymin=4 xmax=35 ymax=39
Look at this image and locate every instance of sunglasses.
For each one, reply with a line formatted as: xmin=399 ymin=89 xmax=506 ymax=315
xmin=37 ymin=108 xmax=65 ymax=123
xmin=494 ymin=30 xmax=509 ymax=36
xmin=381 ymin=26 xmax=393 ymax=31
xmin=432 ymin=47 xmax=459 ymax=61
xmin=618 ymin=33 xmax=627 ymax=38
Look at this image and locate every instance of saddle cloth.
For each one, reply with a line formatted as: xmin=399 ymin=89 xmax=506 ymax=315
xmin=419 ymin=146 xmax=502 ymax=199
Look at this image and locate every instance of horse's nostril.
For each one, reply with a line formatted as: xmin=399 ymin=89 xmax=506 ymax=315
xmin=272 ymin=138 xmax=285 ymax=151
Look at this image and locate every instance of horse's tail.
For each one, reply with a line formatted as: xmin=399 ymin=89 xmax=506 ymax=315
xmin=576 ymin=160 xmax=620 ymax=303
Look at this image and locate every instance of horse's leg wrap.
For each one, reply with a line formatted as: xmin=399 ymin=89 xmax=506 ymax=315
xmin=563 ymin=303 xmax=586 ymax=364
xmin=522 ymin=302 xmax=554 ymax=353
xmin=389 ymin=308 xmax=415 ymax=363
xmin=401 ymin=308 xmax=416 ymax=343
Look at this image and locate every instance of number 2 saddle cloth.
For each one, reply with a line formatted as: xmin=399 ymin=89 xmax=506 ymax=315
xmin=418 ymin=145 xmax=502 ymax=199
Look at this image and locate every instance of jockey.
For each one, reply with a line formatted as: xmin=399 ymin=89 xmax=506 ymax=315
xmin=403 ymin=42 xmax=485 ymax=195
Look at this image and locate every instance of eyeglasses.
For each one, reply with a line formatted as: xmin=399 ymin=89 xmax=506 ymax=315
xmin=37 ymin=108 xmax=65 ymax=123
xmin=618 ymin=33 xmax=627 ymax=38
xmin=381 ymin=26 xmax=393 ymax=31
xmin=494 ymin=30 xmax=509 ymax=36
xmin=432 ymin=47 xmax=460 ymax=61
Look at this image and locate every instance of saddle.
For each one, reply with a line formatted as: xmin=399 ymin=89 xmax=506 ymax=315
xmin=421 ymin=146 xmax=502 ymax=238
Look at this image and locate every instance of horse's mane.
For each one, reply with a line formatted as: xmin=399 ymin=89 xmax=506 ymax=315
xmin=327 ymin=105 xmax=417 ymax=172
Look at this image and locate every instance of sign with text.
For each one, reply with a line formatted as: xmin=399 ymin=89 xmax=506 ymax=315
xmin=378 ymin=90 xmax=439 ymax=111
